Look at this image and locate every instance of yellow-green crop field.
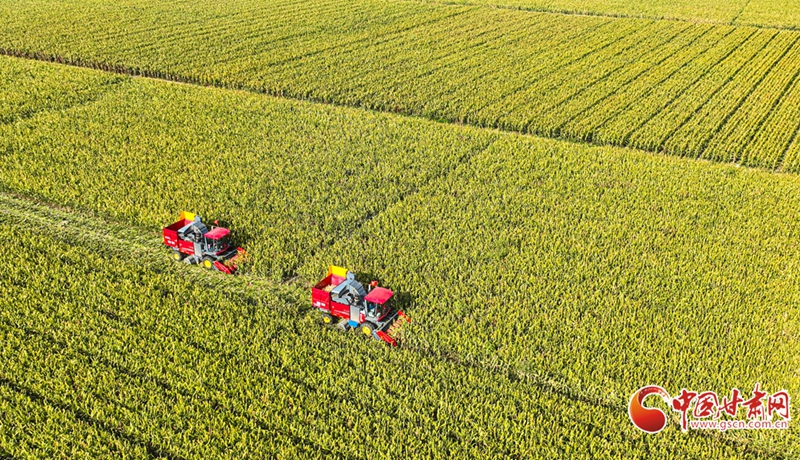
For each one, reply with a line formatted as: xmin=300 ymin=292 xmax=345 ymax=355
xmin=0 ymin=0 xmax=798 ymax=458
xmin=4 ymin=0 xmax=800 ymax=170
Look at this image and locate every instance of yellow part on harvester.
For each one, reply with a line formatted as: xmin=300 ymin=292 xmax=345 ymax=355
xmin=179 ymin=211 xmax=197 ymax=222
xmin=327 ymin=265 xmax=348 ymax=278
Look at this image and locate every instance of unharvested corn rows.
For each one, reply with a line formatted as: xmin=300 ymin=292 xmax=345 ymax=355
xmin=3 ymin=1 xmax=800 ymax=170
xmin=0 ymin=211 xmax=769 ymax=459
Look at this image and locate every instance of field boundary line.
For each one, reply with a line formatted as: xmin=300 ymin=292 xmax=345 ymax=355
xmin=410 ymin=0 xmax=799 ymax=31
xmin=731 ymin=0 xmax=753 ymax=25
xmin=1 ymin=46 xmax=798 ymax=187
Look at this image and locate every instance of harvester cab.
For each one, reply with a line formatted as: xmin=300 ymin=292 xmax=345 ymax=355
xmin=163 ymin=211 xmax=244 ymax=274
xmin=312 ymin=266 xmax=409 ymax=346
xmin=203 ymin=227 xmax=235 ymax=256
xmin=364 ymin=285 xmax=393 ymax=320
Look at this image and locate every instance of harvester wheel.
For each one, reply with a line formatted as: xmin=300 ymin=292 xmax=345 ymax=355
xmin=202 ymin=258 xmax=214 ymax=270
xmin=321 ymin=313 xmax=333 ymax=325
xmin=360 ymin=322 xmax=376 ymax=337
xmin=172 ymin=251 xmax=184 ymax=262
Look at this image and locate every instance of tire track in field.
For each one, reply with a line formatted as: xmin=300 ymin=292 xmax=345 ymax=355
xmin=282 ymin=136 xmax=499 ymax=281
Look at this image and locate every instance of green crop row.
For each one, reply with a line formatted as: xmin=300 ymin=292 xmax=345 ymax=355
xmin=3 ymin=203 xmax=773 ymax=459
xmin=3 ymin=0 xmax=800 ymax=171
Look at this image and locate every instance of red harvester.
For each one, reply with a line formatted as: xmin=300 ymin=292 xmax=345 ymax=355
xmin=163 ymin=211 xmax=244 ymax=274
xmin=312 ymin=266 xmax=409 ymax=346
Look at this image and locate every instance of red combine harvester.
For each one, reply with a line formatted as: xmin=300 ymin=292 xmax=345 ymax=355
xmin=163 ymin=211 xmax=244 ymax=274
xmin=312 ymin=266 xmax=409 ymax=346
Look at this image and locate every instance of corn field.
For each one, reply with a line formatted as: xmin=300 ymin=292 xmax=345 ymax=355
xmin=0 ymin=0 xmax=798 ymax=457
xmin=0 ymin=192 xmax=784 ymax=459
xmin=2 ymin=0 xmax=800 ymax=170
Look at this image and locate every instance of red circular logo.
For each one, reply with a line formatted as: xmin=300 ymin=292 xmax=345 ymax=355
xmin=629 ymin=386 xmax=671 ymax=433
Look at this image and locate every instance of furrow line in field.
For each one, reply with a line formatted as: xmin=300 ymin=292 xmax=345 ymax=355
xmin=731 ymin=0 xmax=754 ymax=25
xmin=733 ymin=44 xmax=800 ymax=166
xmin=413 ymin=16 xmax=617 ymax=124
xmin=650 ymin=29 xmax=774 ymax=153
xmin=550 ymin=24 xmax=716 ymax=138
xmin=412 ymin=18 xmax=611 ymax=118
xmin=533 ymin=22 xmax=703 ymax=137
xmin=252 ymin=7 xmax=474 ymax=74
xmin=583 ymin=25 xmax=758 ymax=148
xmin=562 ymin=25 xmax=738 ymax=143
xmin=134 ymin=0 xmax=397 ymax=63
xmin=694 ymin=32 xmax=800 ymax=160
xmin=274 ymin=9 xmax=520 ymax=103
xmin=477 ymin=19 xmax=652 ymax=129
xmin=60 ymin=0 xmax=286 ymax=58
xmin=195 ymin=1 xmax=375 ymax=68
